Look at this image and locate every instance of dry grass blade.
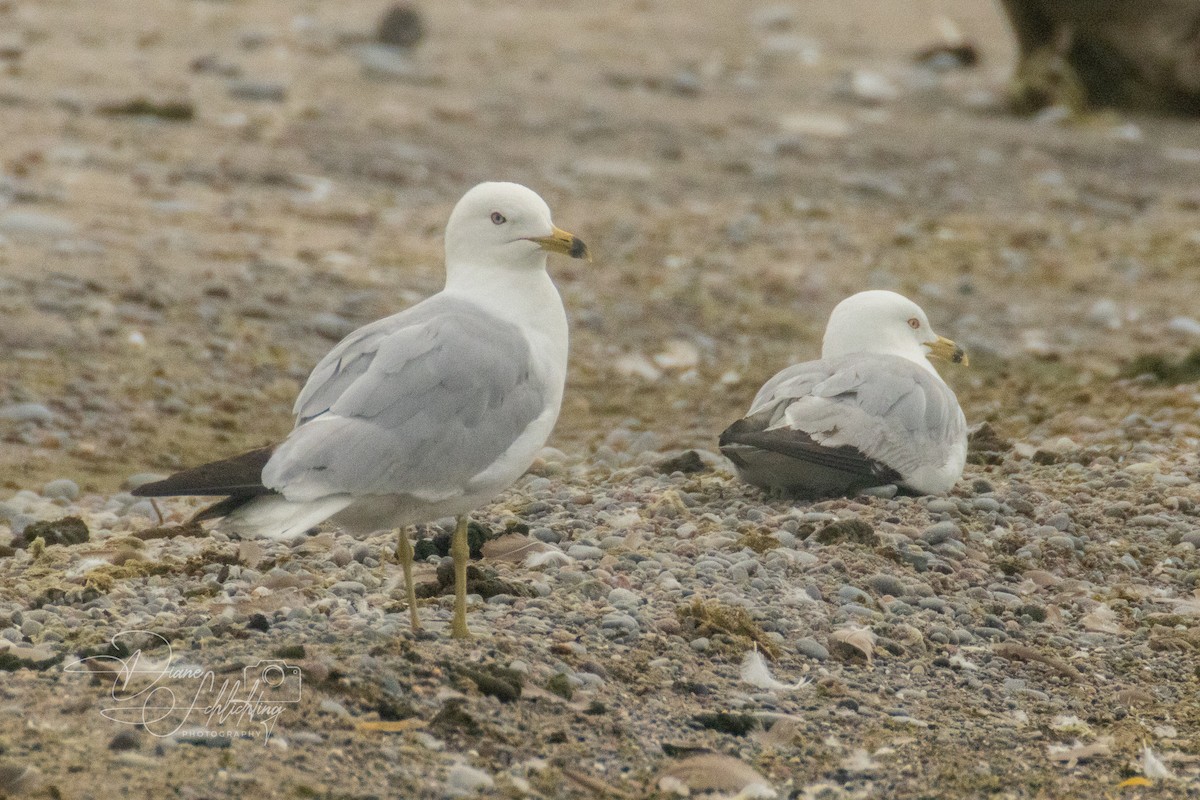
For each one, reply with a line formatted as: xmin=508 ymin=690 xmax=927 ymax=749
xmin=561 ymin=767 xmax=636 ymax=799
xmin=356 ymin=719 xmax=425 ymax=733
xmin=994 ymin=642 xmax=1082 ymax=681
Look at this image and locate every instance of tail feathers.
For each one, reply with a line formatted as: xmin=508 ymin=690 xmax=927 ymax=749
xmin=132 ymin=445 xmax=277 ymax=498
xmin=220 ymin=493 xmax=354 ymax=540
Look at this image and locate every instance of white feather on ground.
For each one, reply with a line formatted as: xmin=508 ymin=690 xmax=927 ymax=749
xmin=740 ymin=649 xmax=810 ymax=691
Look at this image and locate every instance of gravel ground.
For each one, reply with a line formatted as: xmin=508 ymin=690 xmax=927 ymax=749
xmin=3 ymin=0 xmax=1200 ymax=798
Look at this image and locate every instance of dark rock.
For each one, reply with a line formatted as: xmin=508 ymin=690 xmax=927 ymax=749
xmin=460 ymin=664 xmax=522 ymax=703
xmin=425 ymin=520 xmax=491 ymax=559
xmin=376 ymin=3 xmax=424 ymax=48
xmin=96 ymin=97 xmax=194 ymax=121
xmin=227 ymin=80 xmax=287 ymax=103
xmin=692 ymin=712 xmax=758 ymax=736
xmin=815 ymin=519 xmax=877 ymax=546
xmin=418 ymin=562 xmax=535 ymax=601
xmin=108 ymin=729 xmax=142 ymax=751
xmin=967 ymin=422 xmax=1010 ymax=465
xmin=20 ymin=516 xmax=89 ymax=547
xmin=653 ymin=450 xmax=707 ymax=475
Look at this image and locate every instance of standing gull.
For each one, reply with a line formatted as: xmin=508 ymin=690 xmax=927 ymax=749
xmin=134 ymin=182 xmax=590 ymax=638
xmin=719 ymin=290 xmax=968 ymax=498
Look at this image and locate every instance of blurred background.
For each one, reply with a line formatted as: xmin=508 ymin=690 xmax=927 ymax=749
xmin=3 ymin=0 xmax=1200 ymax=492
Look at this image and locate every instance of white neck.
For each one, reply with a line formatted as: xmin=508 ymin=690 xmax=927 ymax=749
xmin=822 ymin=333 xmax=940 ymax=378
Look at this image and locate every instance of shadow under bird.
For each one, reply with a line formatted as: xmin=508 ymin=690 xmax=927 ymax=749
xmin=133 ymin=181 xmax=590 ymax=639
xmin=719 ymin=290 xmax=968 ymax=499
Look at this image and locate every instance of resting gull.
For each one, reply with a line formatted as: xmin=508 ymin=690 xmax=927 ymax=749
xmin=134 ymin=181 xmax=590 ymax=638
xmin=720 ymin=290 xmax=967 ymax=498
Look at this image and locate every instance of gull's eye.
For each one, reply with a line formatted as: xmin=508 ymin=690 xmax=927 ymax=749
xmin=490 ymin=211 xmax=506 ymax=225
xmin=907 ymin=317 xmax=921 ymax=329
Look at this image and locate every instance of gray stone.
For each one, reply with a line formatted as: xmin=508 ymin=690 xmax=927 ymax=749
xmin=567 ymin=544 xmax=604 ymax=561
xmin=228 ymin=79 xmax=287 ymax=102
xmin=0 ymin=211 xmax=75 ymax=238
xmin=866 ymin=574 xmax=906 ymax=597
xmin=607 ymin=588 xmax=641 ymax=610
xmin=921 ymin=521 xmax=961 ymax=545
xmin=41 ymin=479 xmax=79 ymax=501
xmin=446 ymin=763 xmax=495 ymax=796
xmin=795 ymin=637 xmax=829 ymax=660
xmin=0 ymin=403 xmax=54 ymax=423
xmin=600 ymin=612 xmax=639 ymax=632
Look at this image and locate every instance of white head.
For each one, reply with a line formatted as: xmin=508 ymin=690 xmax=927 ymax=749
xmin=821 ymin=290 xmax=967 ymax=373
xmin=444 ymin=182 xmax=589 ymax=275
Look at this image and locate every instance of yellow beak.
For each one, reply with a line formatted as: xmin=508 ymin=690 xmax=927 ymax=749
xmin=927 ymin=335 xmax=968 ymax=366
xmin=527 ymin=226 xmax=591 ymax=261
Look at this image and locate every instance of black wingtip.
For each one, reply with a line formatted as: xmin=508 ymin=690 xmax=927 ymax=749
xmin=131 ymin=444 xmax=278 ymax=498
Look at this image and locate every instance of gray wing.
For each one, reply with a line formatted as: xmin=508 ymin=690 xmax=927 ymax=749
xmin=723 ymin=354 xmax=964 ymax=493
xmin=265 ymin=295 xmax=548 ymax=502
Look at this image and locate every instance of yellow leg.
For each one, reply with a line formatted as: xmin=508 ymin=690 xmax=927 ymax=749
xmin=450 ymin=514 xmax=471 ymax=639
xmin=395 ymin=528 xmax=421 ymax=631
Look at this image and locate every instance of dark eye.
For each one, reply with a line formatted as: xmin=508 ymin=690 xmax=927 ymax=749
xmin=490 ymin=211 xmax=506 ymax=225
xmin=907 ymin=317 xmax=920 ymax=329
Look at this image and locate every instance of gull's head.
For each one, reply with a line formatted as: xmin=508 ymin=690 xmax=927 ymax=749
xmin=444 ymin=182 xmax=590 ymax=272
xmin=821 ymin=290 xmax=967 ymax=371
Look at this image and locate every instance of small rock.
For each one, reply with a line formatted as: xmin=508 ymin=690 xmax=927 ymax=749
xmin=19 ymin=516 xmax=89 ymax=547
xmin=108 ymin=729 xmax=142 ymax=752
xmin=567 ymin=544 xmax=604 ymax=561
xmin=0 ymin=212 xmax=76 ymax=238
xmin=0 ymin=402 xmax=55 ymax=423
xmin=653 ymin=450 xmax=706 ymax=475
xmin=446 ymin=763 xmax=494 ymax=796
xmin=607 ymin=588 xmax=641 ymax=610
xmin=866 ymin=574 xmax=906 ymax=597
xmin=41 ymin=479 xmax=79 ymax=501
xmin=228 ymin=80 xmax=287 ymax=102
xmin=376 ymin=3 xmax=424 ymax=48
xmin=849 ymin=69 xmax=898 ymax=103
xmin=795 ymin=637 xmax=829 ymax=660
xmin=921 ymin=521 xmax=961 ymax=545
xmin=815 ymin=518 xmax=877 ymax=545
xmin=1167 ymin=316 xmax=1200 ymax=338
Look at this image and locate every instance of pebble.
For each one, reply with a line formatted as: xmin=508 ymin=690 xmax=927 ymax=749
xmin=607 ymin=588 xmax=641 ymax=610
xmin=866 ymin=574 xmax=906 ymax=597
xmin=41 ymin=479 xmax=79 ymax=501
xmin=376 ymin=3 xmax=424 ymax=48
xmin=227 ymin=80 xmax=287 ymax=102
xmin=567 ymin=544 xmax=605 ymax=561
xmin=0 ymin=211 xmax=75 ymax=238
xmin=795 ymin=637 xmax=829 ymax=660
xmin=446 ymin=764 xmax=494 ymax=796
xmin=1167 ymin=316 xmax=1200 ymax=338
xmin=0 ymin=403 xmax=55 ymax=423
xmin=921 ymin=521 xmax=961 ymax=544
xmin=600 ymin=612 xmax=639 ymax=633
